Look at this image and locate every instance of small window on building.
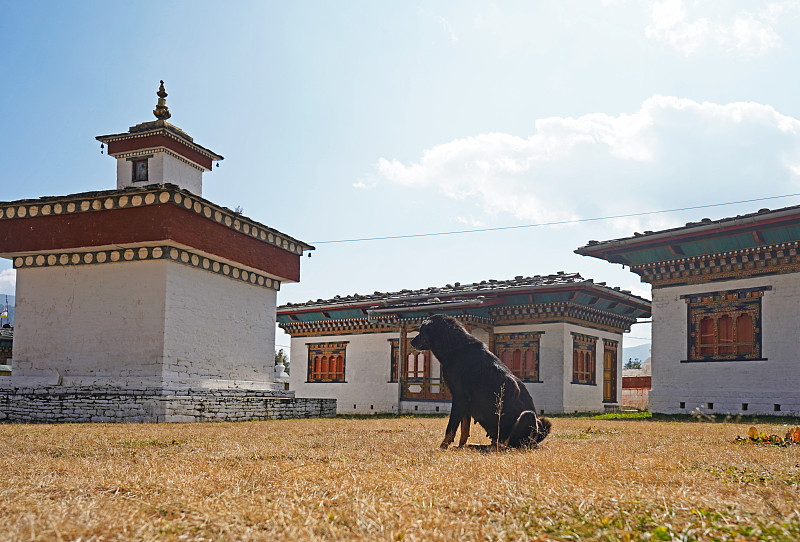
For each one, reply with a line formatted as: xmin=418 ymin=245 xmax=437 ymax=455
xmin=572 ymin=333 xmax=596 ymax=385
xmin=685 ymin=287 xmax=767 ymax=361
xmin=494 ymin=332 xmax=541 ymax=381
xmin=306 ymin=342 xmax=347 ymax=382
xmin=132 ymin=158 xmax=149 ymax=183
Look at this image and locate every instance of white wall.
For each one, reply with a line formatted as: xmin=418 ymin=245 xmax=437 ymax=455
xmin=162 ymin=262 xmax=277 ymax=388
xmin=650 ymin=274 xmax=800 ymax=415
xmin=290 ymin=332 xmax=400 ymax=414
xmin=12 ymin=259 xmax=278 ymax=390
xmin=560 ymin=324 xmax=623 ymax=414
xmin=12 ymin=261 xmax=168 ymax=387
xmin=116 ymin=152 xmax=203 ymax=195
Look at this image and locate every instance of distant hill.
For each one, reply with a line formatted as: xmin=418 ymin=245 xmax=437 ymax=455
xmin=1 ymin=295 xmax=14 ymax=326
xmin=622 ymin=343 xmax=650 ymax=365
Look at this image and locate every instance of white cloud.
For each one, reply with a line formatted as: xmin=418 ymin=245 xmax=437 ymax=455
xmin=375 ymin=95 xmax=800 ymax=230
xmin=645 ymin=0 xmax=796 ymax=57
xmin=0 ymin=269 xmax=16 ymax=294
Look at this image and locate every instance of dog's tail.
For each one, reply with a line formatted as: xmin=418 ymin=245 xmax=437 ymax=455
xmin=532 ymin=416 xmax=552 ymax=445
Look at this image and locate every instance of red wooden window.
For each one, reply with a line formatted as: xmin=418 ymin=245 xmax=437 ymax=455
xmin=685 ymin=288 xmax=765 ymax=361
xmin=307 ymin=342 xmax=347 ymax=382
xmin=572 ymin=333 xmax=596 ymax=385
xmin=494 ymin=332 xmax=541 ymax=381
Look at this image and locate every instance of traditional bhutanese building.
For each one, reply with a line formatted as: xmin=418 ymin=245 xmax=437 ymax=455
xmin=277 ymin=273 xmax=651 ymax=415
xmin=0 ymin=82 xmax=335 ymax=422
xmin=576 ymin=205 xmax=800 ymax=416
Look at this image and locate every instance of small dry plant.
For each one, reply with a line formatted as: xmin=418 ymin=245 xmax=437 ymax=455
xmin=494 ymin=382 xmax=505 ymax=451
xmin=0 ymin=416 xmax=799 ymax=541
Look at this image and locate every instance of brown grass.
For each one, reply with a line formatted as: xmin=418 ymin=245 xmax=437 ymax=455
xmin=1 ymin=416 xmax=799 ymax=541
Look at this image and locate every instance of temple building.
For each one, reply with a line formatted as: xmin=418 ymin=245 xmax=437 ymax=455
xmin=0 ymin=82 xmax=335 ymax=422
xmin=576 ymin=205 xmax=800 ymax=416
xmin=277 ymin=273 xmax=651 ymax=415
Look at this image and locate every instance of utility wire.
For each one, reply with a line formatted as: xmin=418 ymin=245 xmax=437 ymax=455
xmin=311 ymin=192 xmax=800 ymax=245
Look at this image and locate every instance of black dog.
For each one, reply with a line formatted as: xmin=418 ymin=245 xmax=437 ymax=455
xmin=410 ymin=314 xmax=551 ymax=449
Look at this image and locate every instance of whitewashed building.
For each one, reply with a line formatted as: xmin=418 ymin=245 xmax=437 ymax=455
xmin=0 ymin=82 xmax=335 ymax=422
xmin=277 ymin=273 xmax=651 ymax=415
xmin=576 ymin=205 xmax=800 ymax=416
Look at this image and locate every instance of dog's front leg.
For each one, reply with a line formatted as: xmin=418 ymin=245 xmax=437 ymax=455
xmin=457 ymin=413 xmax=471 ymax=447
xmin=441 ymin=400 xmax=468 ymax=449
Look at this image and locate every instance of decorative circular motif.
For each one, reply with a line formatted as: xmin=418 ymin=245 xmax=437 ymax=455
xmin=260 ymin=231 xmax=266 ymax=240
xmin=71 ymin=254 xmax=80 ymax=265
xmin=92 ymin=200 xmax=101 ymax=210
xmin=123 ymin=249 xmax=134 ymax=261
xmin=47 ymin=255 xmax=56 ymax=265
xmin=212 ymin=262 xmax=220 ymax=272
xmin=268 ymin=233 xmax=274 ymax=243
xmin=214 ymin=211 xmax=222 ymax=222
xmin=118 ymin=196 xmax=128 ymax=207
xmin=138 ymin=248 xmax=149 ymax=259
xmin=159 ymin=192 xmax=170 ymax=203
xmin=233 ymin=219 xmax=241 ymax=230
xmin=104 ymin=198 xmax=114 ymax=210
xmin=144 ymin=194 xmax=156 ymax=205
xmin=54 ymin=203 xmax=62 ymax=214
xmin=25 ymin=256 xmax=33 ymax=266
xmin=110 ymin=251 xmax=120 ymax=262
xmin=266 ymin=279 xmax=273 ymax=288
xmin=152 ymin=248 xmax=163 ymax=258
xmin=232 ymin=269 xmax=240 ymax=279
xmin=191 ymin=254 xmax=199 ymax=266
xmin=66 ymin=202 xmax=76 ymax=213
xmin=59 ymin=254 xmax=69 ymax=265
xmin=83 ymin=253 xmax=93 ymax=264
xmin=250 ymin=274 xmax=257 ymax=284
xmin=81 ymin=201 xmax=90 ymax=211
xmin=170 ymin=248 xmax=179 ymax=259
xmin=42 ymin=205 xmax=51 ymax=215
xmin=0 ymin=209 xmax=4 ymax=219
xmin=202 ymin=258 xmax=210 ymax=269
xmin=183 ymin=198 xmax=193 ymax=209
xmin=35 ymin=255 xmax=45 ymax=266
xmin=174 ymin=194 xmax=183 ymax=204
xmin=224 ymin=216 xmax=232 ymax=226
xmin=241 ymin=271 xmax=248 ymax=281
xmin=180 ymin=252 xmax=189 ymax=263
xmin=223 ymin=264 xmax=230 ymax=274
xmin=29 ymin=206 xmax=39 ymax=217
xmin=97 ymin=252 xmax=107 ymax=263
xmin=243 ymin=224 xmax=250 ymax=234
xmin=14 ymin=258 xmax=22 ymax=267
xmin=193 ymin=202 xmax=202 ymax=213
xmin=290 ymin=243 xmax=296 ymax=252
xmin=203 ymin=206 xmax=211 ymax=218
xmin=257 ymin=276 xmax=264 ymax=286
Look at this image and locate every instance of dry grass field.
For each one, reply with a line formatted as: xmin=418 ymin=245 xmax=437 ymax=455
xmin=1 ymin=414 xmax=799 ymax=541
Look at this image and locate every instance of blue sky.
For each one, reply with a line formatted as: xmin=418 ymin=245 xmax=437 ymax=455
xmin=3 ymin=1 xmax=800 ymax=351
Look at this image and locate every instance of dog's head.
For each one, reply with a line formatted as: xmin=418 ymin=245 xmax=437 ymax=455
xmin=409 ymin=314 xmax=472 ymax=353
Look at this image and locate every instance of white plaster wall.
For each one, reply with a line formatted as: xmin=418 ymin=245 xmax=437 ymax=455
xmin=162 ymin=262 xmax=277 ymax=388
xmin=115 ymin=152 xmax=203 ymax=195
xmin=650 ymin=274 xmax=800 ymax=415
xmin=11 ymin=261 xmax=168 ymax=387
xmin=158 ymin=153 xmax=203 ymax=196
xmin=289 ymin=332 xmax=400 ymax=414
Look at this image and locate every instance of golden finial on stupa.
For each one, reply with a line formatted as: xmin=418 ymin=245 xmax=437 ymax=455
xmin=153 ymin=80 xmax=171 ymax=120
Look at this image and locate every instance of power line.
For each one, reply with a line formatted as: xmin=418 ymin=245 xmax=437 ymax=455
xmin=311 ymin=192 xmax=800 ymax=245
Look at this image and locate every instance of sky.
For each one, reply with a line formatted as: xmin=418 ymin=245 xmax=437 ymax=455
xmin=3 ymin=0 xmax=800 ymax=352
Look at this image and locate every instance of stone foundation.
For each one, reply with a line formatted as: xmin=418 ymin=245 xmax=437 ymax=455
xmin=0 ymin=386 xmax=336 ymax=423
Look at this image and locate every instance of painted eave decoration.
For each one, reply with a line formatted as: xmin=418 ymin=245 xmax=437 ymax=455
xmin=575 ymin=204 xmax=800 ymax=267
xmin=277 ymin=272 xmax=652 ymax=335
xmin=0 ymin=184 xmax=314 ymax=284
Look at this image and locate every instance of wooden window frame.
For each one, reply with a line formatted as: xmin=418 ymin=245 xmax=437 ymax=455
xmin=493 ymin=332 xmax=542 ymax=382
xmin=572 ymin=333 xmax=597 ymax=385
xmin=389 ymin=339 xmax=399 ymax=382
xmin=306 ymin=341 xmax=348 ymax=382
xmin=683 ymin=287 xmax=768 ymax=362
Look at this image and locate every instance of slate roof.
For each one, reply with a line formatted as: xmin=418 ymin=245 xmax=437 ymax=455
xmin=279 ymin=272 xmax=649 ymax=312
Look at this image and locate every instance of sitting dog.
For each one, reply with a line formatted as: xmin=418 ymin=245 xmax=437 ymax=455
xmin=410 ymin=314 xmax=551 ymax=449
